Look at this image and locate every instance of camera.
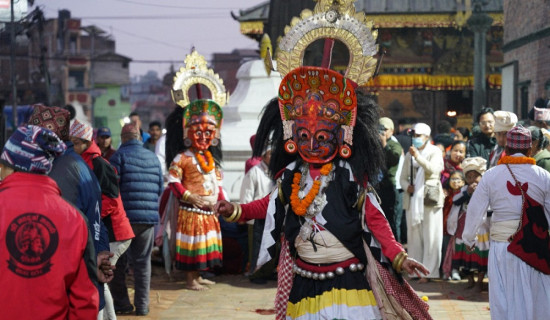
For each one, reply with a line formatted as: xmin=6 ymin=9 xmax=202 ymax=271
xmin=406 ymin=128 xmax=415 ymax=136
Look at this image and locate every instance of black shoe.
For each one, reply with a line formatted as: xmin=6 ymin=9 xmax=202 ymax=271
xmin=136 ymin=308 xmax=149 ymax=316
xmin=115 ymin=304 xmax=134 ymax=315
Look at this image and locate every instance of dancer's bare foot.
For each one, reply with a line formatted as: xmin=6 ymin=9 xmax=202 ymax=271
xmin=198 ymin=277 xmax=216 ymax=285
xmin=186 ymin=279 xmax=209 ymax=291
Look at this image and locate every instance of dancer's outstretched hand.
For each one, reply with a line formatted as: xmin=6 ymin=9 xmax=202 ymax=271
xmin=402 ymin=258 xmax=429 ymax=278
xmin=213 ymin=200 xmax=234 ymax=217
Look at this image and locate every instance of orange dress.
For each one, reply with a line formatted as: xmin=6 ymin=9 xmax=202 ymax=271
xmin=168 ymin=150 xmax=223 ymax=270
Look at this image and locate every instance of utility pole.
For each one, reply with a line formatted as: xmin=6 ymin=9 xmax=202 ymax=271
xmin=82 ymin=26 xmax=104 ymax=126
xmin=90 ymin=30 xmax=95 ymax=126
xmin=35 ymin=8 xmax=51 ymax=105
xmin=10 ymin=0 xmax=17 ymax=129
xmin=467 ymin=0 xmax=492 ymax=120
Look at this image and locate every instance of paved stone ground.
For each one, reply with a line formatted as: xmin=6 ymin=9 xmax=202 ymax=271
xmin=117 ymin=263 xmax=491 ymax=320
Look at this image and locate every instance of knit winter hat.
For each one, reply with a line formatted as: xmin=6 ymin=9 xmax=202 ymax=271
xmin=0 ymin=125 xmax=66 ymax=174
xmin=493 ymin=111 xmax=518 ymax=133
xmin=28 ymin=104 xmax=71 ymax=141
xmin=461 ymin=157 xmax=487 ymax=176
xmin=507 ymin=125 xmax=532 ymax=149
xmin=69 ymin=119 xmax=94 ymax=141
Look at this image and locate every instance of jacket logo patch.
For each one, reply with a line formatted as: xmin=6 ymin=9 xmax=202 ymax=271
xmin=6 ymin=213 xmax=59 ymax=278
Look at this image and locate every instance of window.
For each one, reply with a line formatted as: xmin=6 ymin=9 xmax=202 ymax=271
xmin=69 ymin=35 xmax=77 ymax=55
xmin=519 ymin=81 xmax=530 ymax=119
xmin=68 ymin=70 xmax=85 ymax=89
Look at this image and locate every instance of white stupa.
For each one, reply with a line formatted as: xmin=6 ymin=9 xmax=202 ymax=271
xmin=221 ymin=57 xmax=280 ymax=200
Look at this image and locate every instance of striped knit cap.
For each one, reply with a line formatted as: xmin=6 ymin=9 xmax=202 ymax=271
xmin=1 ymin=125 xmax=66 ymax=174
xmin=69 ymin=119 xmax=94 ymax=141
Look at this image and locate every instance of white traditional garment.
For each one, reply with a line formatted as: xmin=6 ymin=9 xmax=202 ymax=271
xmin=400 ymin=142 xmax=444 ymax=278
xmin=464 ymin=154 xmax=550 ymax=319
xmin=409 ymin=155 xmax=426 ymax=227
xmin=240 ymin=161 xmax=275 ymax=202
xmin=240 ymin=161 xmax=275 ymax=226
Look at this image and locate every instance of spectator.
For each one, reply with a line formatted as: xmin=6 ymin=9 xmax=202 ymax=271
xmin=441 ymin=170 xmax=465 ymax=280
xmin=447 ymin=157 xmax=489 ymax=291
xmin=441 ymin=140 xmax=467 ymax=187
xmin=96 ymin=127 xmax=117 ymax=160
xmin=488 ymin=111 xmax=517 ymax=168
xmin=70 ymin=119 xmax=135 ymax=319
xmin=433 ymin=120 xmax=455 ymax=151
xmin=244 ymin=135 xmax=261 ymax=174
xmin=377 ymin=117 xmax=403 ymax=236
xmin=400 ymin=122 xmax=444 ymax=282
xmin=394 ymin=117 xmax=416 ymax=244
xmin=467 ymin=107 xmax=496 ymax=161
xmin=395 ymin=117 xmax=416 ymax=152
xmin=240 ymin=144 xmax=275 ymax=283
xmin=528 ymin=126 xmax=550 ymax=172
xmin=0 ymin=125 xmax=99 ymax=319
xmin=129 ymin=111 xmax=150 ymax=143
xmin=463 ymin=125 xmax=550 ymax=318
xmin=528 ymin=97 xmax=550 ymax=128
xmin=454 ymin=127 xmax=470 ymax=142
xmin=28 ymin=104 xmax=112 ymax=313
xmin=144 ymin=120 xmax=162 ymax=152
xmin=109 ymin=123 xmax=163 ymax=316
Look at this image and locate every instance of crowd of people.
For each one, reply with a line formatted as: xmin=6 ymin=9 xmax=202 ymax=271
xmin=2 ymin=101 xmax=550 ymax=320
xmin=0 ymin=106 xmax=164 ymax=319
xmin=2 ymin=2 xmax=549 ymax=318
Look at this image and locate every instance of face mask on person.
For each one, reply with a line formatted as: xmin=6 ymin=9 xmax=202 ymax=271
xmin=412 ymin=137 xmax=425 ymax=148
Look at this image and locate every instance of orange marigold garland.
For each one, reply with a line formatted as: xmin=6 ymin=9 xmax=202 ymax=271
xmin=290 ymin=163 xmax=333 ymax=216
xmin=195 ymin=150 xmax=215 ymax=173
xmin=498 ymin=156 xmax=536 ymax=166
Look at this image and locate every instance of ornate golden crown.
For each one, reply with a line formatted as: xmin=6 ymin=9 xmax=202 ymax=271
xmin=275 ymin=0 xmax=379 ymax=86
xmin=171 ymin=49 xmax=229 ymax=108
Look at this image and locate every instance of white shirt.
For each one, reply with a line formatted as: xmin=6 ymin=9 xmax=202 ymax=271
xmin=463 ymin=154 xmax=550 ymax=247
xmin=239 ymin=161 xmax=275 ymax=204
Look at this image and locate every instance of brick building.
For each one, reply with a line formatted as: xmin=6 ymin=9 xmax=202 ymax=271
xmin=502 ymin=0 xmax=550 ymax=118
xmin=0 ymin=9 xmax=131 ymax=126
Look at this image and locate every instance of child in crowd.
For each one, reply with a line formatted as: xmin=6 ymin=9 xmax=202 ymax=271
xmin=441 ymin=170 xmax=465 ymax=280
xmin=447 ymin=157 xmax=490 ymax=291
xmin=441 ymin=140 xmax=467 ymax=187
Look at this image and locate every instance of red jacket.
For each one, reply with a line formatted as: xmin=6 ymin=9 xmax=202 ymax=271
xmin=81 ymin=142 xmax=134 ymax=241
xmin=0 ymin=172 xmax=99 ymax=319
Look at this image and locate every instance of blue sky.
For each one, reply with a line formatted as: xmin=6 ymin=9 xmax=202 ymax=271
xmin=34 ymin=0 xmax=261 ymax=77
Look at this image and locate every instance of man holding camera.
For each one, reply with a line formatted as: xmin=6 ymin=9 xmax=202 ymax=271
xmin=399 ymin=123 xmax=444 ymax=283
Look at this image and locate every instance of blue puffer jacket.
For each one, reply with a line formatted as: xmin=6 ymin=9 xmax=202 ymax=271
xmin=109 ymin=139 xmax=163 ymax=225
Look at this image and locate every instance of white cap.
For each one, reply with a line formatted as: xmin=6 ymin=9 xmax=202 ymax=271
xmin=494 ymin=111 xmax=518 ymax=132
xmin=413 ymin=123 xmax=431 ymax=136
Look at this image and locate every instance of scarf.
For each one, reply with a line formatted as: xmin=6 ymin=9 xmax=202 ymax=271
xmin=408 ymin=144 xmax=435 ymax=226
